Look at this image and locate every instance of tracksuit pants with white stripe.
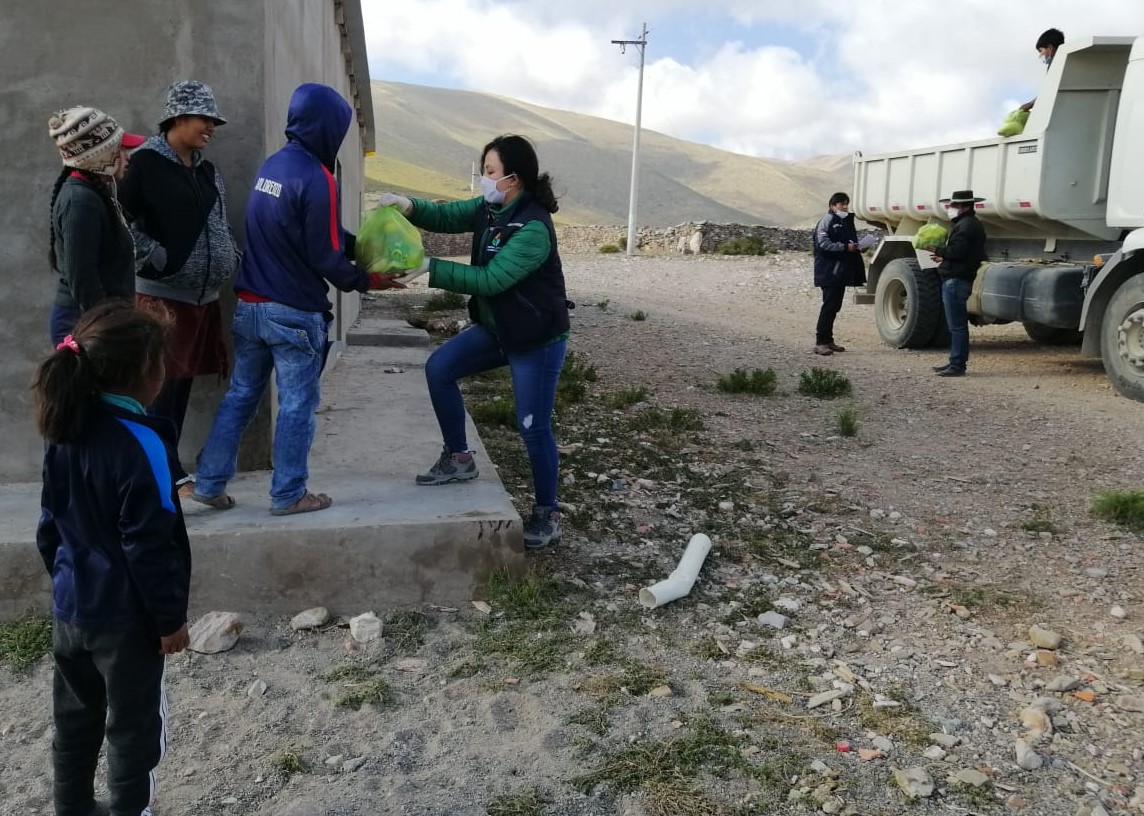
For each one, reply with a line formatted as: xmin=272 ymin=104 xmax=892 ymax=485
xmin=52 ymin=620 xmax=166 ymax=816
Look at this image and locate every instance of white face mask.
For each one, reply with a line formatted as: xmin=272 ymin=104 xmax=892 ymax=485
xmin=480 ymin=173 xmax=515 ymax=204
xmin=1041 ymin=54 xmax=1053 ymax=66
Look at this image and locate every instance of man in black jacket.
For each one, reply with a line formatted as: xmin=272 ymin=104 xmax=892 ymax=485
xmin=932 ymin=190 xmax=987 ymax=376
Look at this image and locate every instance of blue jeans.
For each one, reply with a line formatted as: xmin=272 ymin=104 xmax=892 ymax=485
xmin=196 ymin=301 xmax=327 ymax=510
xmin=942 ymin=277 xmax=972 ymax=370
xmin=49 ymin=306 xmax=82 ymax=347
xmin=425 ymin=325 xmax=567 ymax=508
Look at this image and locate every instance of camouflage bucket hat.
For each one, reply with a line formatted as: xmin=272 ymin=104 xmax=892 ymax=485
xmin=161 ymin=80 xmax=227 ymax=127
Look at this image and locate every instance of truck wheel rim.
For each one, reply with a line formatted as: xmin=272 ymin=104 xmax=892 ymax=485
xmin=1116 ymin=308 xmax=1144 ymax=371
xmin=882 ymin=280 xmax=908 ymax=330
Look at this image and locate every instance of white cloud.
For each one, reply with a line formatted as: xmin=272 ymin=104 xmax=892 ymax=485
xmin=362 ymin=0 xmax=1141 ymax=159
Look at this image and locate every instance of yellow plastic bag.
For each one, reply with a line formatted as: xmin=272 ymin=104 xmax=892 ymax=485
xmin=355 ymin=205 xmax=425 ymax=274
xmin=997 ymin=109 xmax=1029 ymax=137
xmin=912 ymin=223 xmax=949 ymax=251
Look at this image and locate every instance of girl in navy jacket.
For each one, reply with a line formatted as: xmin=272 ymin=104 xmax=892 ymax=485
xmin=33 ymin=300 xmax=191 ymax=816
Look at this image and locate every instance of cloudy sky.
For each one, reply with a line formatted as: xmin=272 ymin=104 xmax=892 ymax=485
xmin=362 ymin=0 xmax=1140 ymax=161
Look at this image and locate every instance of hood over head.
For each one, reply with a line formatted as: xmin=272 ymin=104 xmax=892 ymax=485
xmin=284 ymin=83 xmax=353 ymax=171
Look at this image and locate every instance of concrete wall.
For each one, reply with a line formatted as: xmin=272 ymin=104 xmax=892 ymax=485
xmin=0 ymin=0 xmax=372 ymax=482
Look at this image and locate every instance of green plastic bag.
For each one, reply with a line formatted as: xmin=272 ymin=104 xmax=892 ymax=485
xmin=355 ymin=205 xmax=425 ymax=274
xmin=997 ymin=109 xmax=1029 ymax=137
xmin=912 ymin=223 xmax=949 ymax=252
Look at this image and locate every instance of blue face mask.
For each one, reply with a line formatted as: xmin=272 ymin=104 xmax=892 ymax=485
xmin=479 ymin=173 xmax=515 ymax=204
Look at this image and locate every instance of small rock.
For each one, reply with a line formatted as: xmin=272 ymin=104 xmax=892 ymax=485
xmin=773 ymin=597 xmax=801 ymax=613
xmin=923 ymin=746 xmax=947 ymax=760
xmin=1030 ymin=649 xmax=1059 ymax=667
xmin=289 ymin=607 xmax=329 ymax=631
xmin=1110 ymin=605 xmax=1128 ymax=620
xmin=1045 ymin=676 xmax=1081 ymax=693
xmin=349 ymin=612 xmax=382 ymax=643
xmin=858 ymin=748 xmax=885 ymax=761
xmin=572 ymin=612 xmax=597 ymax=636
xmin=342 ymin=756 xmax=367 ymax=772
xmin=1124 ymin=634 xmax=1144 ymax=655
xmin=1115 ymin=695 xmax=1144 ymax=713
xmin=221 ymin=797 xmax=239 ymax=806
xmin=647 ymin=685 xmax=673 ymax=699
xmin=929 ymin=733 xmax=960 ymax=749
xmin=188 ymin=611 xmax=244 ymax=654
xmin=955 ymin=768 xmax=990 ymax=787
xmin=718 ymin=501 xmax=735 ymax=512
xmin=325 ymin=755 xmax=344 ymax=768
xmin=758 ymin=611 xmax=789 ymax=630
xmin=1015 ymin=739 xmax=1043 ymax=770
xmin=807 ymin=689 xmax=849 ymax=709
xmin=892 ymin=766 xmax=934 ymax=799
xmin=471 ymin=600 xmax=493 ymax=615
xmin=1085 ymin=567 xmax=1108 ymax=579
xmin=246 ymin=679 xmax=267 ymax=699
xmin=1019 ymin=706 xmax=1052 ymax=737
xmin=392 ymin=658 xmax=428 ymax=672
xmin=821 ymin=796 xmax=845 ymax=814
xmin=1027 ymin=625 xmax=1061 ymax=650
xmin=892 ymin=575 xmax=917 ymax=588
xmin=872 ymin=736 xmax=894 ymax=753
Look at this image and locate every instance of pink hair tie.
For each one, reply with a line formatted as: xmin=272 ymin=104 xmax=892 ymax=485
xmin=56 ymin=335 xmax=81 ymax=354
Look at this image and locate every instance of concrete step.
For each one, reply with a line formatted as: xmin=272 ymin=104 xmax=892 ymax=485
xmin=0 ymin=337 xmax=523 ymax=620
xmin=346 ymin=316 xmax=429 ymax=348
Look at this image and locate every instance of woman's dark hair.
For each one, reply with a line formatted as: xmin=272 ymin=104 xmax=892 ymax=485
xmin=47 ymin=165 xmax=122 ymax=271
xmin=829 ymin=192 xmax=850 ymax=207
xmin=32 ymin=301 xmax=169 ymax=444
xmin=1036 ymin=28 xmax=1065 ymax=49
xmin=482 ymin=134 xmax=559 ymax=214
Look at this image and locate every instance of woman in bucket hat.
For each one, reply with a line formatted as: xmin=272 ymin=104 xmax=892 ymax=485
xmin=46 ymin=106 xmax=145 ymax=345
xmin=119 ymin=80 xmax=241 ymax=496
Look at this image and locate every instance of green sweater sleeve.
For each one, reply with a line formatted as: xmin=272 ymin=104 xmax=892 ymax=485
xmin=408 ymin=196 xmax=483 ymax=234
xmin=428 ymin=221 xmax=552 ymax=296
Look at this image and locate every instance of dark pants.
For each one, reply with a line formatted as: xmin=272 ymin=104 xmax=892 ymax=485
xmin=148 ymin=378 xmax=194 ymax=482
xmin=52 ymin=620 xmax=166 ymax=816
xmin=49 ymin=306 xmax=83 ymax=347
xmin=941 ymin=277 xmax=973 ymax=370
xmin=815 ymin=285 xmax=846 ymax=345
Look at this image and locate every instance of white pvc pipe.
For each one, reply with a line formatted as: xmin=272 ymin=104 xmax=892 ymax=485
xmin=639 ymin=533 xmax=713 ymax=609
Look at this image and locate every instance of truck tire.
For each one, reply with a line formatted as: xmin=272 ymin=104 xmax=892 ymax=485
xmin=875 ymin=258 xmax=942 ymax=348
xmin=1101 ymin=275 xmax=1144 ymax=402
xmin=1023 ymin=321 xmax=1082 ymax=345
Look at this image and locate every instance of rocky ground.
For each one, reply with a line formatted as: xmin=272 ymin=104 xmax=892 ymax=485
xmin=2 ymin=250 xmax=1142 ymax=816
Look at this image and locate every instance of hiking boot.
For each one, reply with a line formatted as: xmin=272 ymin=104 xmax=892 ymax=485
xmin=813 ymin=344 xmax=833 ymax=356
xmin=932 ymin=363 xmax=952 ymax=372
xmin=827 ymin=343 xmax=847 ymax=352
xmin=523 ymin=505 xmax=561 ymax=550
xmin=416 ymin=448 xmax=478 ymax=486
xmin=936 ymin=366 xmax=966 ymax=377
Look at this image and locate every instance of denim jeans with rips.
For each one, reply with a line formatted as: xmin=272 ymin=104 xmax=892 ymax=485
xmin=195 ymin=301 xmax=326 ymax=510
xmin=424 ymin=325 xmax=567 ymax=509
xmin=942 ymin=277 xmax=973 ymax=370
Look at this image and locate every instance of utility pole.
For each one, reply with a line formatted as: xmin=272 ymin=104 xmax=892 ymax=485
xmin=470 ymin=161 xmax=477 ymax=194
xmin=612 ymin=23 xmax=648 ymax=257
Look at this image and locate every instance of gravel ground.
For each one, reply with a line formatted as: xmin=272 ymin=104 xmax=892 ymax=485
xmin=1 ymin=251 xmax=1142 ymax=816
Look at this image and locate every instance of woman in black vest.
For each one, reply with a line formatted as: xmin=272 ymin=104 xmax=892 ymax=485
xmin=379 ymin=135 xmax=570 ymax=549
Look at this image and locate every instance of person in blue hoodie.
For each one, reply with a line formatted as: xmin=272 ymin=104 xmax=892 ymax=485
xmin=34 ymin=300 xmax=191 ymax=816
xmin=192 ymin=83 xmax=401 ymax=515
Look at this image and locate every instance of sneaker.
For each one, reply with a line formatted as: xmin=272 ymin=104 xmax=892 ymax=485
xmin=813 ymin=344 xmax=833 ymax=356
xmin=416 ymin=448 xmax=478 ymax=486
xmin=523 ymin=505 xmax=561 ymax=550
xmin=936 ymin=366 xmax=966 ymax=377
xmin=932 ymin=363 xmax=952 ymax=372
xmin=827 ymin=343 xmax=847 ymax=352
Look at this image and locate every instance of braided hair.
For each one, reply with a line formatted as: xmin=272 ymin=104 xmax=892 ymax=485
xmin=48 ymin=166 xmax=130 ymax=271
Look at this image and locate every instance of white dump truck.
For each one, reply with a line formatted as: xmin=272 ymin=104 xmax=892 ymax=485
xmin=853 ymin=35 xmax=1144 ymax=400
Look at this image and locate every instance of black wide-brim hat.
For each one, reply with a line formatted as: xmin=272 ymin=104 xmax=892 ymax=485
xmin=939 ymin=189 xmax=986 ymax=204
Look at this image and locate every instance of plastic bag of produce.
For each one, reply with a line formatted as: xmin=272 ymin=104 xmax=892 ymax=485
xmin=997 ymin=109 xmax=1029 ymax=137
xmin=912 ymin=223 xmax=949 ymax=251
xmin=355 ymin=205 xmax=425 ymax=274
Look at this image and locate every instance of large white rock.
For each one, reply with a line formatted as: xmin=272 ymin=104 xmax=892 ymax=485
xmin=349 ymin=612 xmax=382 ymax=643
xmin=188 ymin=611 xmax=244 ymax=654
xmin=290 ymin=607 xmax=330 ymax=631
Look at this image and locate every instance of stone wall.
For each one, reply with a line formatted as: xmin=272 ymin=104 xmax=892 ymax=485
xmin=422 ymin=222 xmax=822 ymax=258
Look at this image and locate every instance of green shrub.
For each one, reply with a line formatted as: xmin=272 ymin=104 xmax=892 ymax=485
xmin=798 ymin=367 xmax=852 ymax=399
xmin=717 ymin=368 xmax=776 ymax=396
xmin=470 ymin=398 xmax=517 ymax=429
xmin=598 ymin=244 xmax=621 ymax=254
xmin=629 ymin=310 xmax=648 ymax=322
xmin=0 ymin=615 xmax=52 ymax=672
xmin=716 ymin=236 xmax=770 ymax=256
xmin=836 ymin=407 xmax=859 ymax=437
xmin=422 ymin=291 xmax=466 ymax=311
xmin=602 ymin=387 xmax=650 ymax=410
xmin=1092 ymin=490 xmax=1144 ymax=531
xmin=557 ymin=351 xmax=598 ymax=407
xmin=629 ymin=406 xmax=704 ymax=433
